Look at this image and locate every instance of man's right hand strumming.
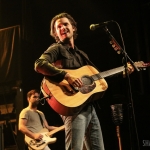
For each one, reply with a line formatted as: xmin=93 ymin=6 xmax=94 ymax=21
xmin=65 ymin=73 xmax=83 ymax=88
xmin=33 ymin=133 xmax=43 ymax=140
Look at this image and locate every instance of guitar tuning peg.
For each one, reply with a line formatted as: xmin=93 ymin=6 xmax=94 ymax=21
xmin=109 ymin=41 xmax=113 ymax=44
xmin=112 ymin=44 xmax=116 ymax=48
xmin=117 ymin=50 xmax=121 ymax=54
xmin=114 ymin=47 xmax=119 ymax=51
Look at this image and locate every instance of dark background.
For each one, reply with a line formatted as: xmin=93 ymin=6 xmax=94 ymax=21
xmin=0 ymin=0 xmax=150 ymax=150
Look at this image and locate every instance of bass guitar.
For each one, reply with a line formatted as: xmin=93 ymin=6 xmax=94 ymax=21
xmin=25 ymin=125 xmax=65 ymax=150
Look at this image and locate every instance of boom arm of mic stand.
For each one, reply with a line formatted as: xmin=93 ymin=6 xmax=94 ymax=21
xmin=103 ymin=26 xmax=140 ymax=72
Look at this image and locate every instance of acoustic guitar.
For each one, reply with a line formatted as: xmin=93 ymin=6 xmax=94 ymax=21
xmin=41 ymin=61 xmax=150 ymax=116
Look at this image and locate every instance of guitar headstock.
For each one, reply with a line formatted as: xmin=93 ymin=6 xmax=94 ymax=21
xmin=109 ymin=39 xmax=122 ymax=54
xmin=134 ymin=61 xmax=150 ymax=70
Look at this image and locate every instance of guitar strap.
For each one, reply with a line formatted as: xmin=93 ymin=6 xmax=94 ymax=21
xmin=78 ymin=50 xmax=102 ymax=73
xmin=37 ymin=111 xmax=44 ymax=128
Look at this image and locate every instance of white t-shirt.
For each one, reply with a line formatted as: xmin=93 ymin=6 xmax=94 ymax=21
xmin=19 ymin=107 xmax=45 ymax=133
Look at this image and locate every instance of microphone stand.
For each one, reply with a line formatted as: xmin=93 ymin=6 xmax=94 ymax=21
xmin=103 ymin=26 xmax=140 ymax=72
xmin=103 ymin=26 xmax=140 ymax=150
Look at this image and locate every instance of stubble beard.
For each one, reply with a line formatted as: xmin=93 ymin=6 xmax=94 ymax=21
xmin=31 ymin=101 xmax=39 ymax=108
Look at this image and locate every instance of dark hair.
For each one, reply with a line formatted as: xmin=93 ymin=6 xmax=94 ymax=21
xmin=50 ymin=12 xmax=78 ymax=42
xmin=27 ymin=89 xmax=39 ymax=99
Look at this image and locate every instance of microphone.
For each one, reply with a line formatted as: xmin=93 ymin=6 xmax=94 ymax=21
xmin=38 ymin=95 xmax=50 ymax=101
xmin=90 ymin=20 xmax=113 ymax=31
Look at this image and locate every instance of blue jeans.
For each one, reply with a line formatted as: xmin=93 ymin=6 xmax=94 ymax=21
xmin=61 ymin=104 xmax=105 ymax=150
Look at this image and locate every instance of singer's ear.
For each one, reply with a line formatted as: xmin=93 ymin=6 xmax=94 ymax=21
xmin=27 ymin=97 xmax=30 ymax=102
xmin=71 ymin=24 xmax=77 ymax=32
xmin=53 ymin=26 xmax=57 ymax=37
xmin=53 ymin=30 xmax=57 ymax=37
xmin=72 ymin=26 xmax=76 ymax=31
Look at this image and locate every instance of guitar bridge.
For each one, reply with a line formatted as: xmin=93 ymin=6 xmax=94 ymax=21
xmin=36 ymin=141 xmax=46 ymax=147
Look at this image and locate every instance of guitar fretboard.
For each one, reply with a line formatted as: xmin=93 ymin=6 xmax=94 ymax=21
xmin=100 ymin=66 xmax=124 ymax=78
xmin=91 ymin=66 xmax=124 ymax=80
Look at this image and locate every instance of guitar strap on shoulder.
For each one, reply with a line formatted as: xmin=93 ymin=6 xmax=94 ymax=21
xmin=37 ymin=111 xmax=44 ymax=128
xmin=78 ymin=50 xmax=101 ymax=73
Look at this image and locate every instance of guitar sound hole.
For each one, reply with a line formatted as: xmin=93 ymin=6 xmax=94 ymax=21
xmin=81 ymin=75 xmax=93 ymax=85
xmin=79 ymin=75 xmax=96 ymax=94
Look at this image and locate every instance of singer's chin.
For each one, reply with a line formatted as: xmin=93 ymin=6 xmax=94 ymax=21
xmin=32 ymin=101 xmax=39 ymax=107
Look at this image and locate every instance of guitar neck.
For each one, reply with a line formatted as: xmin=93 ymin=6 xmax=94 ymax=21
xmin=47 ymin=125 xmax=65 ymax=136
xmin=91 ymin=66 xmax=124 ymax=81
xmin=99 ymin=61 xmax=150 ymax=78
xmin=100 ymin=66 xmax=124 ymax=78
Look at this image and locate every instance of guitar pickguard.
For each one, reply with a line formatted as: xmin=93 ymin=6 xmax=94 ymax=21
xmin=29 ymin=139 xmax=46 ymax=148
